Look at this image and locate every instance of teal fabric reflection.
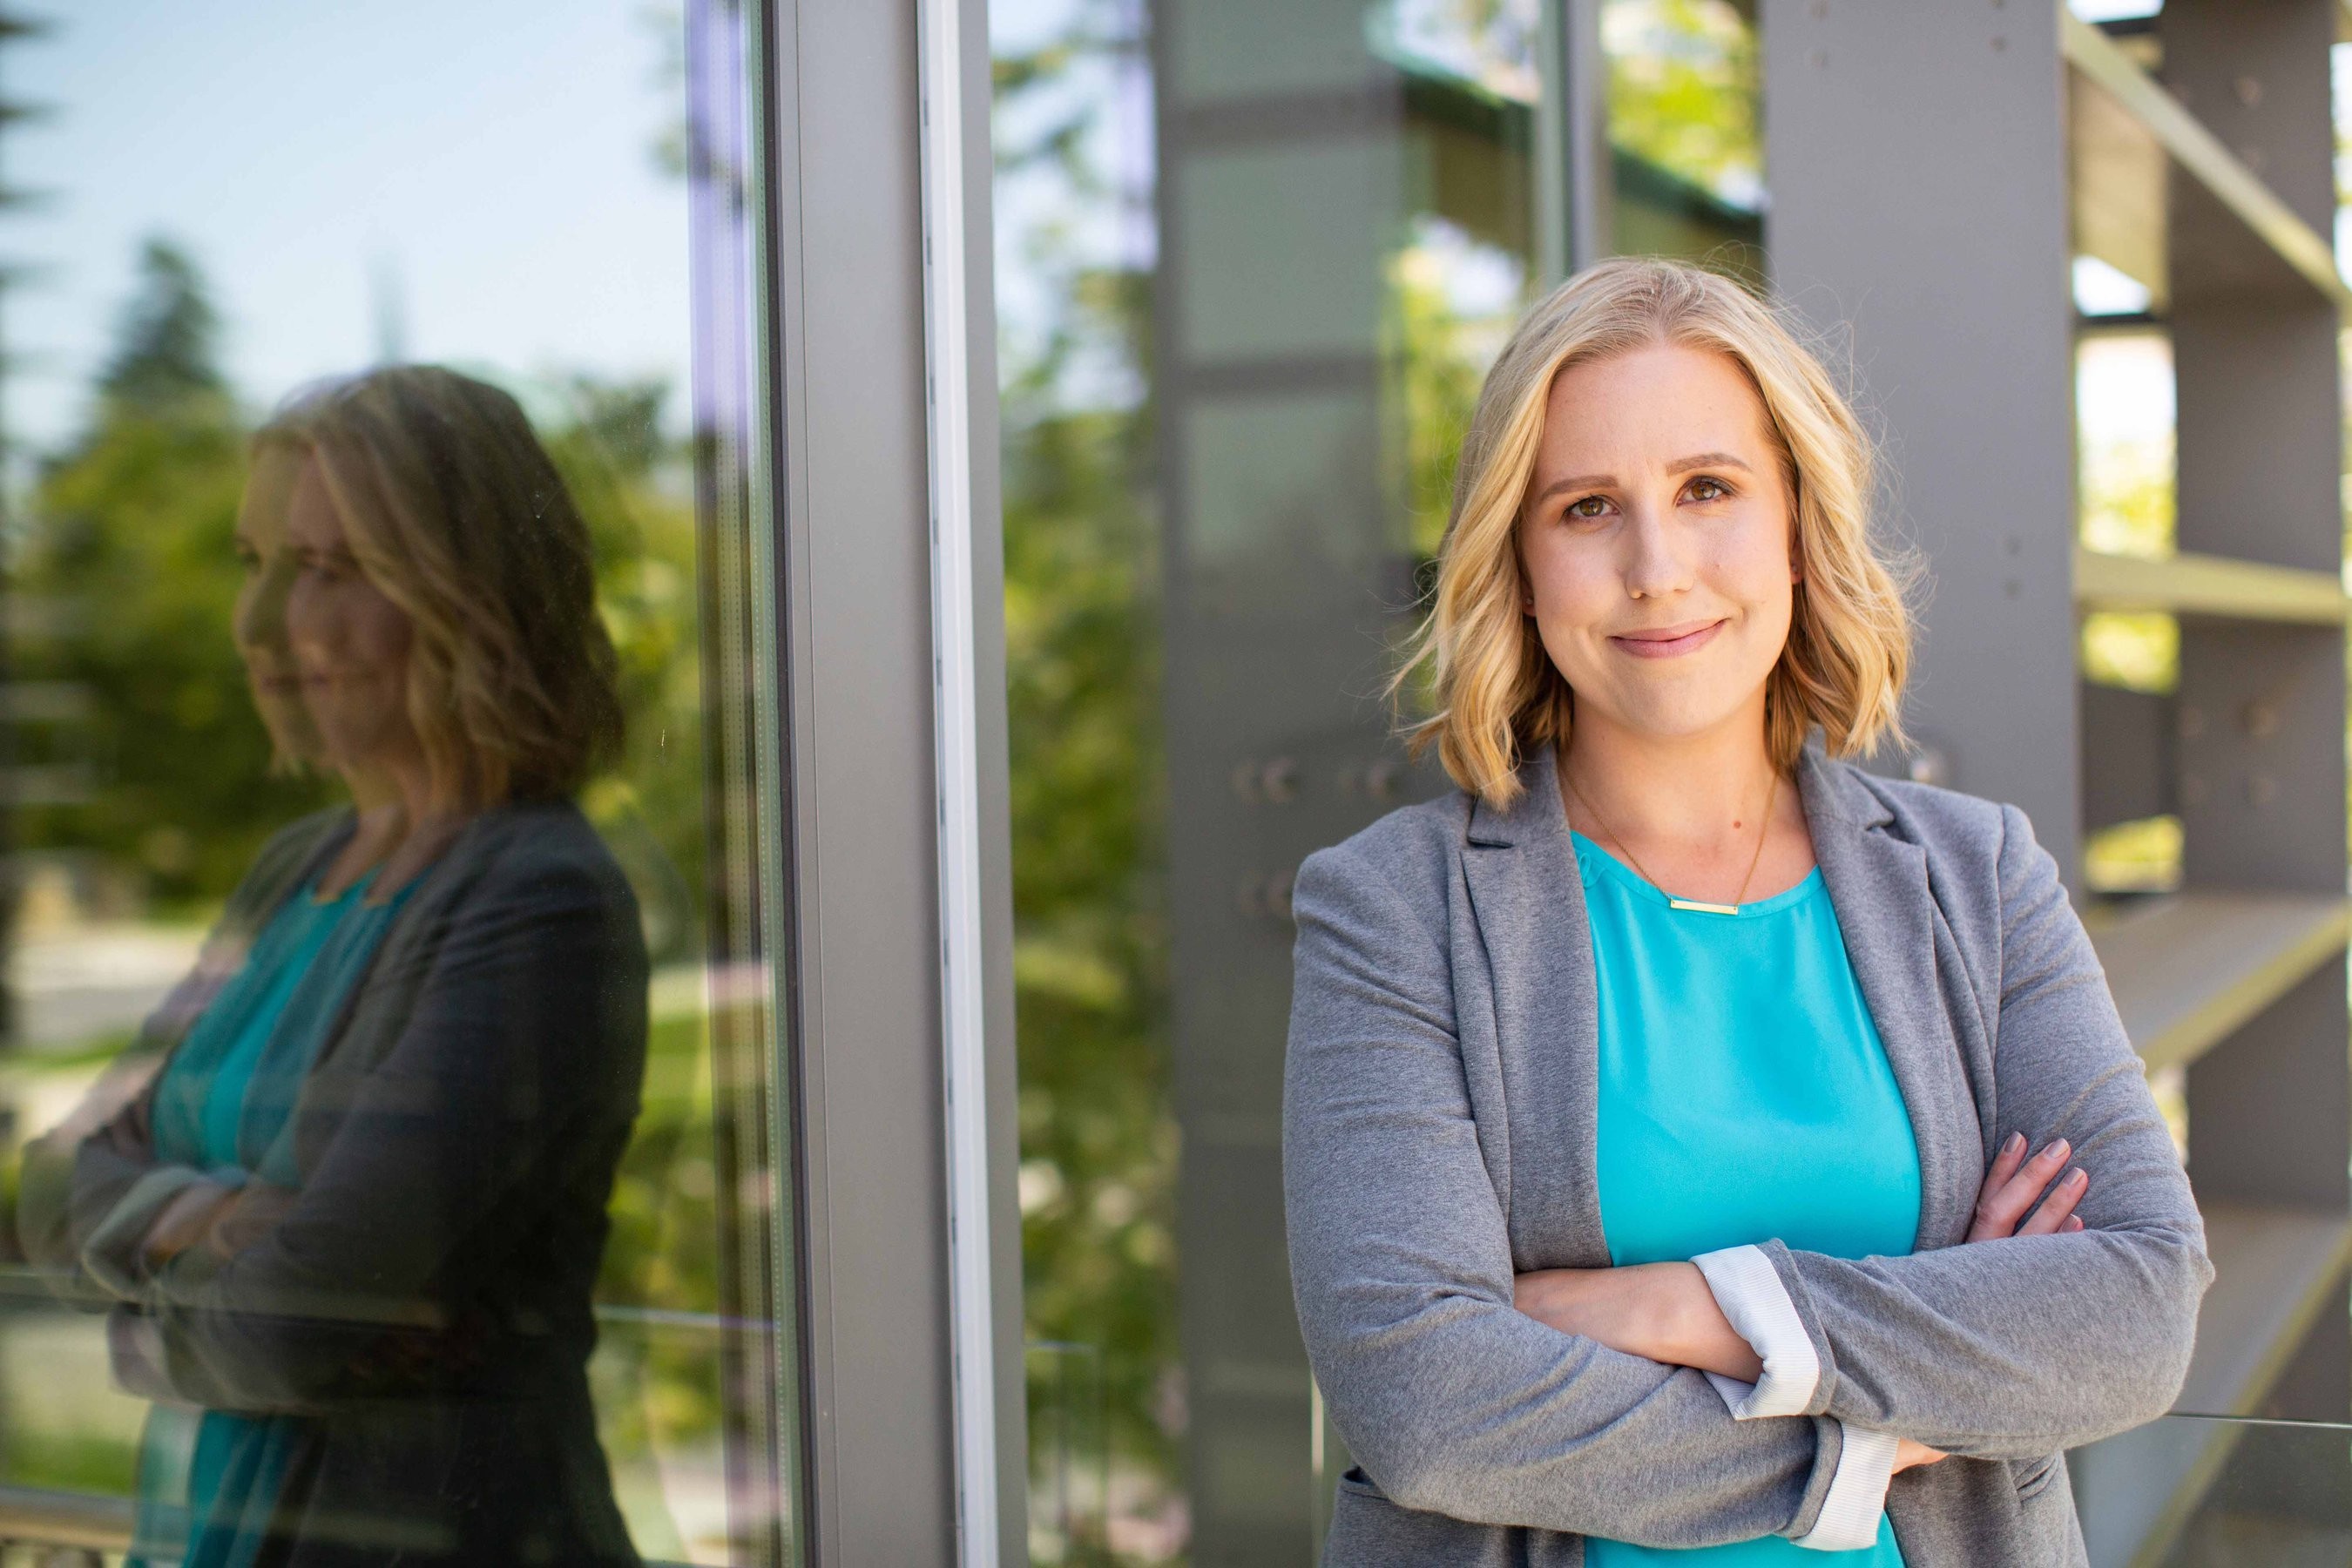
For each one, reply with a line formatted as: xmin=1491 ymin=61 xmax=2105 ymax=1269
xmin=129 ymin=868 xmax=416 ymax=1568
xmin=1572 ymin=828 xmax=1919 ymax=1566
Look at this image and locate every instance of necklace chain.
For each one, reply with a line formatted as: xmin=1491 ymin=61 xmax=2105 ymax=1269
xmin=1563 ymin=760 xmax=1781 ymax=914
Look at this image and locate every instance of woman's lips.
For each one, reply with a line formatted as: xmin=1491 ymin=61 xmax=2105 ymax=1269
xmin=1610 ymin=618 xmax=1726 ymax=658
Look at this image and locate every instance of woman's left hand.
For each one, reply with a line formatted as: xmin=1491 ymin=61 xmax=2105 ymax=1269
xmin=1512 ymin=1261 xmax=1764 ymax=1382
xmin=1966 ymin=1132 xmax=2088 ymax=1242
xmin=139 ymin=1179 xmax=242 ymax=1269
xmin=200 ymin=1179 xmax=300 ymax=1260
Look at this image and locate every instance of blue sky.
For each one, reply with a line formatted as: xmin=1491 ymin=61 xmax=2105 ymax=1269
xmin=2 ymin=0 xmax=693 ymax=458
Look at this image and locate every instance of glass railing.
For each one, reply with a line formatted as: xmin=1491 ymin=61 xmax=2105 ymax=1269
xmin=2075 ymin=1413 xmax=2352 ymax=1567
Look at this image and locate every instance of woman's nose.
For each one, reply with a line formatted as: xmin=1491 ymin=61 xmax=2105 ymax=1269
xmin=1620 ymin=505 xmax=1693 ymax=599
xmin=237 ymin=561 xmax=296 ymax=652
xmin=282 ymin=567 xmax=333 ymax=657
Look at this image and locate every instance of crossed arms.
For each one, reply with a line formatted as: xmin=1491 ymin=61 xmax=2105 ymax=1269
xmin=1281 ymin=805 xmax=2212 ymax=1550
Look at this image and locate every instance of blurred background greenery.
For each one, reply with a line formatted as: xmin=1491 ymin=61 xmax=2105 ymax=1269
xmin=0 ymin=233 xmax=732 ymax=1560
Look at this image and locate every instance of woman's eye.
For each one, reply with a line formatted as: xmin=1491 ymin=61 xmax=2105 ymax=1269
xmin=1566 ymin=495 xmax=1608 ymax=520
xmin=1687 ymin=476 xmax=1728 ymax=502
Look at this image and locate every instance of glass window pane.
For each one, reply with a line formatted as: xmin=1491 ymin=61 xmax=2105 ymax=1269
xmin=995 ymin=1 xmax=1555 ymax=1559
xmin=0 ymin=4 xmax=793 ymax=1564
xmin=1600 ymin=0 xmax=1763 ymax=262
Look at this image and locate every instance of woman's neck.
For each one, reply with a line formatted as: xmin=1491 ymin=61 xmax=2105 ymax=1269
xmin=1556 ymin=700 xmax=1785 ymax=855
xmin=320 ymin=757 xmax=475 ymax=902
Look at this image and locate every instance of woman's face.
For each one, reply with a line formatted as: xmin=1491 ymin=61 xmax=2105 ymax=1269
xmin=231 ymin=446 xmax=319 ymax=762
xmin=282 ymin=456 xmax=423 ymax=781
xmin=1517 ymin=341 xmax=1801 ymax=749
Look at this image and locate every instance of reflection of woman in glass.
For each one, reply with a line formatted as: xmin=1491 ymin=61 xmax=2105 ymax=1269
xmin=1285 ymin=260 xmax=2210 ymax=1565
xmin=19 ymin=366 xmax=645 ymax=1566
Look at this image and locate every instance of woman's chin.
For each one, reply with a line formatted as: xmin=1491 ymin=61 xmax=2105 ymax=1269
xmin=1576 ymin=686 xmax=1764 ymax=746
xmin=255 ymin=704 xmax=322 ymax=763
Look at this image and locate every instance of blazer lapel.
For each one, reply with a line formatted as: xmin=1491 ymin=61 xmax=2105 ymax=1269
xmin=1460 ymin=744 xmax=1613 ymax=1270
xmin=1797 ymin=740 xmax=1982 ymax=1251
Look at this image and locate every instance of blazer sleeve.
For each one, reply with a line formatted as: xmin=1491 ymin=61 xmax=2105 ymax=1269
xmin=1746 ymin=802 xmax=2213 ymax=1458
xmin=17 ymin=809 xmax=350 ymax=1288
xmin=118 ymin=841 xmax=649 ymax=1415
xmin=14 ymin=1051 xmax=186 ymax=1298
xmin=1285 ymin=836 xmax=1856 ymax=1548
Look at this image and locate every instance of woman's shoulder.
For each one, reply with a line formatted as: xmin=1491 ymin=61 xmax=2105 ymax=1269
xmin=425 ymin=798 xmax=642 ymax=923
xmin=1812 ymin=747 xmax=2024 ymax=855
xmin=1809 ymin=746 xmax=2061 ymax=914
xmin=1294 ymin=788 xmax=1477 ymax=923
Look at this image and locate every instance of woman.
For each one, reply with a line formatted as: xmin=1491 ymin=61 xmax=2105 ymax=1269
xmin=1283 ymin=259 xmax=2211 ymax=1565
xmin=17 ymin=365 xmax=646 ymax=1567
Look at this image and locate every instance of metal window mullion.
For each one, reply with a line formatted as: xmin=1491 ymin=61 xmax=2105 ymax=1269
xmin=914 ymin=0 xmax=1002 ymax=1564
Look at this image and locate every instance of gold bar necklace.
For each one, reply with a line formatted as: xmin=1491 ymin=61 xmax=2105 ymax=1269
xmin=1564 ymin=764 xmax=1781 ymax=916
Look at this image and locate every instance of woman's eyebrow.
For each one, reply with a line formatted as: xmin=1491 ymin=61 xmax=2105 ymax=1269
xmin=1531 ymin=451 xmax=1754 ymax=504
xmin=1667 ymin=451 xmax=1753 ymax=476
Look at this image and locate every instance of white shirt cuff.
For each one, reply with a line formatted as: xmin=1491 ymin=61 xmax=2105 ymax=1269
xmin=1792 ymin=1424 xmax=1898 ymax=1551
xmin=1691 ymin=1244 xmax=1820 ymax=1418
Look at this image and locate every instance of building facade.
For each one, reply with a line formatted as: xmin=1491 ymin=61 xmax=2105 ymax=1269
xmin=0 ymin=3 xmax=2345 ymax=1565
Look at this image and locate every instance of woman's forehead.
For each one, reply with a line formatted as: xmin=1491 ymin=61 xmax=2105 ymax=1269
xmin=283 ymin=456 xmax=352 ymax=544
xmin=1540 ymin=348 xmax=1774 ymax=467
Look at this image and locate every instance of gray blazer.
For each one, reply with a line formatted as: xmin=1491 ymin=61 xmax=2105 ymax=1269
xmin=1283 ymin=732 xmax=2212 ymax=1565
xmin=17 ymin=801 xmax=647 ymax=1565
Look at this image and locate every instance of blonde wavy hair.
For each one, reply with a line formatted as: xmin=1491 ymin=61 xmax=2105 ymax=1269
xmin=254 ymin=365 xmax=625 ymax=807
xmin=1396 ymin=256 xmax=1921 ymax=807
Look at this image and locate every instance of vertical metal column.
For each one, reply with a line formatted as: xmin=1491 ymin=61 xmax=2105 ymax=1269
xmin=1756 ymin=1 xmax=2078 ymax=867
xmin=1152 ymin=4 xmax=1409 ymax=1558
xmin=762 ymin=0 xmax=1024 ymax=1561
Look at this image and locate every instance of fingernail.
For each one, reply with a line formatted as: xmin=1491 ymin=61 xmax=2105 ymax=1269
xmin=2068 ymin=1169 xmax=2088 ymax=1189
xmin=2045 ymin=1139 xmax=2070 ymax=1160
xmin=2004 ymin=1132 xmax=2025 ymax=1155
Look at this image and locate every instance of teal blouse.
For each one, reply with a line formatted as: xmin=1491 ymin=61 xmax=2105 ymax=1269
xmin=129 ymin=866 xmax=416 ymax=1568
xmin=1571 ymin=828 xmax=1920 ymax=1565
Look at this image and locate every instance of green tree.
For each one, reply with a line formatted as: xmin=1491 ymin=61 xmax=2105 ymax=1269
xmin=19 ymin=238 xmax=332 ymax=904
xmin=1604 ymin=0 xmax=1762 ymax=208
xmin=18 ymin=242 xmax=712 ymax=936
xmin=995 ymin=4 xmax=1180 ymax=1544
xmin=98 ymin=239 xmax=230 ymax=415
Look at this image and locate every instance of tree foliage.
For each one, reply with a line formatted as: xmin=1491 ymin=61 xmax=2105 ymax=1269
xmin=17 ymin=240 xmax=708 ymax=936
xmin=19 ymin=241 xmax=334 ymax=902
xmin=996 ymin=6 xmax=1179 ymax=1527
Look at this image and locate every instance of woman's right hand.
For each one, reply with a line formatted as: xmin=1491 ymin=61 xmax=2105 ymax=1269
xmin=1893 ymin=1438 xmax=1946 ymax=1473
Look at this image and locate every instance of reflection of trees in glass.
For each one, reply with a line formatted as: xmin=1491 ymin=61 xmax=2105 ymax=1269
xmin=995 ymin=0 xmax=1180 ymax=1557
xmin=5 ymin=237 xmax=727 ymax=1508
xmin=996 ymin=4 xmax=1547 ymax=1554
xmin=18 ymin=240 xmax=339 ymax=905
xmin=1382 ymin=0 xmax=1542 ymax=101
xmin=1388 ymin=215 xmax=1531 ymax=562
xmin=18 ymin=241 xmax=709 ymax=936
xmin=1604 ymin=0 xmax=1762 ymax=211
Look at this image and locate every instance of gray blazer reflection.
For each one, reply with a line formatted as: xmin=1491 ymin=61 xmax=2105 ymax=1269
xmin=18 ymin=364 xmax=647 ymax=1568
